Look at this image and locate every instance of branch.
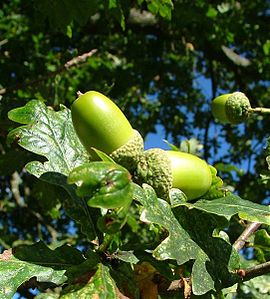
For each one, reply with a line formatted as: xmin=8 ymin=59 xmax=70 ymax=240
xmin=0 ymin=49 xmax=97 ymax=95
xmin=0 ymin=39 xmax=8 ymax=47
xmin=233 ymin=221 xmax=270 ymax=280
xmin=63 ymin=50 xmax=97 ymax=69
xmin=237 ymin=261 xmax=270 ymax=281
xmin=10 ymin=171 xmax=25 ymax=207
xmin=31 ymin=211 xmax=58 ymax=242
xmin=153 ymin=261 xmax=270 ymax=297
xmin=233 ymin=222 xmax=262 ymax=251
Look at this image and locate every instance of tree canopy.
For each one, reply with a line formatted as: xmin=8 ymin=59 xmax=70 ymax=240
xmin=1 ymin=1 xmax=270 ymax=298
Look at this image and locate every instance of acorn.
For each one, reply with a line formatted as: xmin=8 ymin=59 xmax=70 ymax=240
xmin=136 ymin=149 xmax=212 ymax=200
xmin=71 ymin=91 xmax=144 ymax=171
xmin=211 ymin=92 xmax=251 ymax=124
xmin=167 ymin=150 xmax=212 ymax=200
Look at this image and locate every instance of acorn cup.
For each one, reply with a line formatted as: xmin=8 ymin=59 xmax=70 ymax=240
xmin=136 ymin=148 xmax=173 ymax=200
xmin=71 ymin=91 xmax=144 ymax=171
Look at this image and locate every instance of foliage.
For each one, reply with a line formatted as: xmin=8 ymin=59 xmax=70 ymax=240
xmin=1 ymin=0 xmax=270 ymax=298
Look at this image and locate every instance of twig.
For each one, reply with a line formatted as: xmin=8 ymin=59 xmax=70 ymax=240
xmin=153 ymin=260 xmax=270 ymax=297
xmin=182 ymin=277 xmax=192 ymax=299
xmin=10 ymin=172 xmax=25 ymax=207
xmin=0 ymin=49 xmax=97 ymax=95
xmin=98 ymin=234 xmax=114 ymax=253
xmin=0 ymin=39 xmax=8 ymax=47
xmin=237 ymin=261 xmax=270 ymax=281
xmin=31 ymin=211 xmax=58 ymax=242
xmin=233 ymin=222 xmax=262 ymax=251
xmin=63 ymin=50 xmax=97 ymax=69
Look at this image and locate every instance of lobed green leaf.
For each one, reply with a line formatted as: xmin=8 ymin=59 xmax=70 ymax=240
xmin=8 ymin=100 xmax=89 ymax=177
xmin=135 ymin=184 xmax=240 ymax=295
xmin=0 ymin=241 xmax=87 ymax=299
xmin=60 ymin=263 xmax=119 ymax=298
xmin=180 ymin=195 xmax=270 ymax=225
xmin=8 ymin=100 xmax=97 ymax=240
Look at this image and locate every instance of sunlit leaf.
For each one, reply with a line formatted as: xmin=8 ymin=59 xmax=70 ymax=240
xmin=135 ymin=184 xmax=240 ymax=295
xmin=8 ymin=100 xmax=97 ymax=240
xmin=8 ymin=100 xmax=89 ymax=177
xmin=180 ymin=195 xmax=270 ymax=225
xmin=60 ymin=263 xmax=119 ymax=298
xmin=0 ymin=241 xmax=86 ymax=299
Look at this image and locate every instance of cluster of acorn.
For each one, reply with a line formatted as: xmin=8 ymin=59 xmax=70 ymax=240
xmin=70 ymin=90 xmax=264 ymax=231
xmin=71 ymin=90 xmax=262 ymax=204
xmin=71 ymin=91 xmax=213 ymax=202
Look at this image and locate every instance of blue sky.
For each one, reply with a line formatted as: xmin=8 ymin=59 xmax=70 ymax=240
xmin=144 ymin=124 xmax=170 ymax=150
xmin=144 ymin=76 xmax=212 ymax=151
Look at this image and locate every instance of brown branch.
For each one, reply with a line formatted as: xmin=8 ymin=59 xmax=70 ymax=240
xmin=233 ymin=221 xmax=270 ymax=281
xmin=0 ymin=49 xmax=97 ymax=95
xmin=153 ymin=260 xmax=270 ymax=297
xmin=237 ymin=261 xmax=270 ymax=281
xmin=233 ymin=222 xmax=262 ymax=252
xmin=63 ymin=49 xmax=97 ymax=69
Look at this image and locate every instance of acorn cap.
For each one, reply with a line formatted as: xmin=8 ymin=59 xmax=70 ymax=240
xmin=225 ymin=92 xmax=251 ymax=124
xmin=136 ymin=148 xmax=173 ymax=199
xmin=110 ymin=130 xmax=144 ymax=172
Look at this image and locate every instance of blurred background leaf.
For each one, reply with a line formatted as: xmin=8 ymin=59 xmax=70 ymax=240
xmin=1 ymin=0 xmax=270 ymax=297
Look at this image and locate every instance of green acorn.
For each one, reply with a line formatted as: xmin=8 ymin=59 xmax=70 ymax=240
xmin=71 ymin=91 xmax=144 ymax=171
xmin=167 ymin=150 xmax=212 ymax=200
xmin=136 ymin=149 xmax=212 ymax=200
xmin=211 ymin=92 xmax=251 ymax=124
